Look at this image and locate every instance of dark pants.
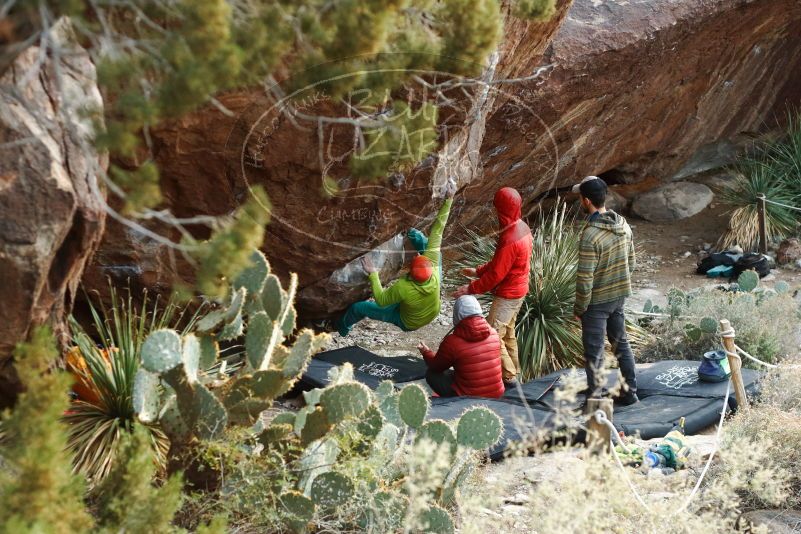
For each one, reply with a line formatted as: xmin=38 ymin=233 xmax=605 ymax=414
xmin=581 ymin=297 xmax=637 ymax=397
xmin=337 ymin=302 xmax=409 ymax=337
xmin=426 ymin=369 xmax=458 ymax=397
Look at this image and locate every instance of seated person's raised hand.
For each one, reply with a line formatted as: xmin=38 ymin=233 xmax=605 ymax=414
xmin=417 ymin=341 xmax=431 ymax=355
xmin=461 ymin=267 xmax=477 ymax=278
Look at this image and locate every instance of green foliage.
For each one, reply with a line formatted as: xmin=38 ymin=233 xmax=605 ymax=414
xmin=185 ymin=186 xmax=271 ymax=300
xmin=93 ymin=427 xmax=184 ymax=533
xmin=135 ymin=249 xmax=328 ymax=444
xmin=436 ymin=0 xmax=502 ymax=75
xmin=719 ymin=112 xmax=801 ymax=250
xmin=319 ymin=382 xmax=371 ymax=424
xmin=641 ymin=287 xmax=800 ymax=366
xmin=737 ymin=270 xmax=760 ymax=292
xmin=0 ymin=327 xmax=94 ymax=533
xmin=64 ymin=287 xmax=197 ymax=483
xmin=421 ymin=504 xmax=455 ymax=534
xmin=514 ymin=0 xmax=557 ymax=20
xmin=310 ymin=471 xmax=355 ymax=508
xmin=350 ymin=101 xmax=439 ymax=179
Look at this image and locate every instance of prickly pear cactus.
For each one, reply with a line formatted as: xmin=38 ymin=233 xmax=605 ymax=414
xmin=310 ymin=472 xmax=355 ymax=508
xmin=699 ymin=316 xmax=718 ymax=334
xmin=398 ymin=384 xmax=429 ymax=429
xmin=775 ymin=280 xmax=790 ymax=294
xmin=132 ymin=248 xmax=328 ymax=447
xmin=415 ymin=419 xmax=457 ymax=455
xmin=738 ymin=270 xmax=759 ymax=292
xmin=320 ymin=382 xmax=371 ymax=424
xmin=456 ymin=407 xmax=503 ymax=450
xmin=421 ymin=504 xmax=454 ymax=534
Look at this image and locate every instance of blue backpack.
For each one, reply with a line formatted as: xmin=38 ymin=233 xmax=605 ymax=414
xmin=698 ymin=350 xmax=731 ymax=383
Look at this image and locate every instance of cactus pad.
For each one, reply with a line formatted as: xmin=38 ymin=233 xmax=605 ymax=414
xmin=456 ymin=406 xmax=503 ymax=450
xmin=181 ymin=334 xmax=201 ymax=382
xmin=281 ymin=491 xmax=315 ymax=522
xmin=684 ymin=324 xmax=703 ymax=342
xmin=775 ymin=280 xmax=790 ymax=294
xmin=310 ymin=472 xmax=354 ymax=508
xmin=158 ymin=396 xmax=191 ymax=442
xmin=301 ymin=407 xmax=332 ymax=446
xmin=421 ymin=505 xmax=454 ymax=534
xmin=738 ymin=270 xmax=759 ymax=292
xmin=132 ymin=368 xmax=161 ymax=423
xmin=415 ymin=419 xmax=456 ymax=454
xmin=224 ymin=287 xmax=247 ymax=321
xmin=320 ymin=382 xmax=371 ymax=424
xmin=271 ymin=412 xmax=296 ymax=426
xmin=233 ymin=250 xmax=270 ymax=295
xmin=375 ymin=380 xmax=394 ymax=400
xmin=198 ymin=335 xmax=218 ymax=370
xmin=262 ymin=274 xmax=285 ymax=320
xmin=196 ymin=308 xmax=227 ymax=333
xmin=245 ymin=311 xmax=275 ymax=370
xmin=218 ymin=311 xmax=244 ymax=341
xmin=282 ymin=330 xmax=314 ymax=378
xmin=379 ymin=392 xmax=404 ymax=429
xmin=357 ymin=405 xmax=384 ymax=439
xmin=699 ymin=317 xmax=717 ymax=334
xmin=224 ymin=369 xmax=289 ymax=408
xmin=141 ymin=329 xmax=182 ymax=374
xmin=642 ymin=299 xmax=653 ymax=313
xmin=398 ymin=384 xmax=429 ymax=429
xmin=281 ymin=307 xmax=297 ymax=336
xmin=195 ymin=384 xmax=228 ymax=440
xmin=258 ymin=423 xmax=294 ymax=446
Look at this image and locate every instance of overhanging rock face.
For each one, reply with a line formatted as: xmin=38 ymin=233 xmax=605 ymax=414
xmin=83 ymin=0 xmax=801 ymax=319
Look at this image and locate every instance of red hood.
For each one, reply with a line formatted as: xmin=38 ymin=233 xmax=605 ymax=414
xmin=494 ymin=187 xmax=522 ymax=229
xmin=454 ymin=315 xmax=492 ymax=342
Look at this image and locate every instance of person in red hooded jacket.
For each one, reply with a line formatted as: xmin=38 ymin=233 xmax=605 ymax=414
xmin=453 ymin=187 xmax=532 ymax=388
xmin=417 ymin=295 xmax=504 ymax=398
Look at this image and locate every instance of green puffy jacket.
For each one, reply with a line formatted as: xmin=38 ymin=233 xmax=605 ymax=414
xmin=368 ymin=198 xmax=452 ymax=330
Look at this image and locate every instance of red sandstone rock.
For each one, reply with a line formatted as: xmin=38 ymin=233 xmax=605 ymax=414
xmin=0 ymin=20 xmax=106 ymax=407
xmin=83 ymin=0 xmax=801 ymax=320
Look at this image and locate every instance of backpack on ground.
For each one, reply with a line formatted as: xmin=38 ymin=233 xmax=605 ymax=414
xmin=732 ymin=252 xmax=771 ymax=278
xmin=696 ymin=251 xmax=739 ymax=275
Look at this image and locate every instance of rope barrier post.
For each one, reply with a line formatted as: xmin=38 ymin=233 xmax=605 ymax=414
xmin=720 ymin=319 xmax=749 ymax=410
xmin=757 ymin=194 xmax=768 ymax=255
xmin=586 ymin=398 xmax=614 ymax=454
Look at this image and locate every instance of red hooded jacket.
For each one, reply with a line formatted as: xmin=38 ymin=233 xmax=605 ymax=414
xmin=469 ymin=187 xmax=533 ymax=299
xmin=421 ymin=316 xmax=504 ymax=398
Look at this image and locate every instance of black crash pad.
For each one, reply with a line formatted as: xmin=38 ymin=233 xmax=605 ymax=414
xmin=613 ymin=394 xmax=728 ymax=440
xmin=303 ymin=346 xmax=426 ymax=389
xmin=635 ymin=360 xmax=760 ymax=399
xmin=502 ymin=367 xmax=621 ymax=407
xmin=427 ymin=397 xmax=553 ymax=461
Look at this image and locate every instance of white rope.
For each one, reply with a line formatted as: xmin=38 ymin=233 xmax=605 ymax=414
xmin=597 ymin=381 xmax=731 ymax=515
xmin=734 ymin=346 xmax=778 ymax=369
xmin=762 ymin=197 xmax=801 ymax=212
xmin=672 ymin=379 xmax=730 ymax=516
xmin=594 ymin=410 xmax=631 ymax=453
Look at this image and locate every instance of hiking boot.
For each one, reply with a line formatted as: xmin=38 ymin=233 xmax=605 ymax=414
xmin=615 ymin=392 xmax=640 ymax=406
xmin=503 ymin=378 xmax=520 ymax=392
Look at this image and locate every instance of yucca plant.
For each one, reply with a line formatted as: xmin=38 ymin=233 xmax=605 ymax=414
xmin=64 ymin=285 xmax=204 ymax=484
xmin=719 ymin=111 xmax=801 ymax=251
xmin=718 ymin=162 xmax=798 ymax=251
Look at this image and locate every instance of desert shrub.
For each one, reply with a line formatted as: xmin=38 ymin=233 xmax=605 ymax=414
xmin=640 ymin=287 xmax=799 ymax=365
xmin=0 ymin=327 xmax=222 ymax=534
xmin=64 ymin=286 xmax=204 ymax=483
xmin=720 ymin=358 xmax=801 ymax=508
xmin=450 ymin=204 xmax=651 ymax=380
xmin=719 ymin=111 xmax=801 ymax=251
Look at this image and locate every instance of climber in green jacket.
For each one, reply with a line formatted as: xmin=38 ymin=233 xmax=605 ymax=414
xmin=337 ymin=187 xmax=454 ymax=337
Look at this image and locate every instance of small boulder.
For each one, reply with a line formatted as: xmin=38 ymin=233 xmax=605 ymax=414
xmin=776 ymin=238 xmax=801 ymax=265
xmin=632 ymin=182 xmax=714 ymax=222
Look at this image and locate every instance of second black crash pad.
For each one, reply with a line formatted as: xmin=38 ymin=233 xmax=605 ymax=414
xmin=302 ymin=346 xmax=426 ymax=389
xmin=634 ymin=359 xmax=761 ymax=399
xmin=427 ymin=397 xmax=554 ymax=461
xmin=613 ymin=394 xmax=728 ymax=439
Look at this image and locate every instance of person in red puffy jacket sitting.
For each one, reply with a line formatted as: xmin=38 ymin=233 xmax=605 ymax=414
xmin=417 ymin=295 xmax=504 ymax=398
